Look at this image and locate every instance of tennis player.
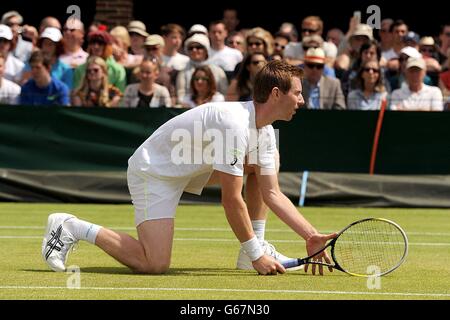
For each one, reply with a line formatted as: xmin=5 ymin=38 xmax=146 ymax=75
xmin=42 ymin=60 xmax=336 ymax=275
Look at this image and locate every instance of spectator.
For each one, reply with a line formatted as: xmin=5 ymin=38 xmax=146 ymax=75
xmin=347 ymin=59 xmax=388 ymax=110
xmin=379 ymin=19 xmax=394 ymax=56
xmin=226 ymin=52 xmax=267 ymax=101
xmin=301 ymin=35 xmax=336 ymax=78
xmin=176 ymin=33 xmax=228 ymax=105
xmin=20 ymin=50 xmax=70 ymax=106
xmin=21 ymin=27 xmax=73 ymax=89
xmin=121 ymin=57 xmax=171 ymax=108
xmin=226 ymin=31 xmax=246 ymax=54
xmin=127 ymin=21 xmax=149 ymax=57
xmin=180 ymin=65 xmax=224 ymax=108
xmin=284 ymin=16 xmax=338 ymax=67
xmin=208 ymin=20 xmax=243 ymax=80
xmin=222 ymin=8 xmax=240 ymax=33
xmin=272 ymin=32 xmax=290 ymax=59
xmin=390 ymin=57 xmax=443 ymax=111
xmin=0 ymin=52 xmax=21 ymax=105
xmin=279 ymin=22 xmax=298 ymax=42
xmin=0 ymin=24 xmax=25 ymax=84
xmin=60 ymin=18 xmax=88 ymax=69
xmin=39 ymin=17 xmax=62 ymax=34
xmin=302 ymin=47 xmax=346 ymax=110
xmin=1 ymin=11 xmax=33 ymax=64
xmin=72 ymin=56 xmax=122 ymax=107
xmin=340 ymin=40 xmax=381 ymax=97
xmin=326 ymin=28 xmax=345 ymax=49
xmin=73 ymin=31 xmax=127 ymax=93
xmin=386 ymin=46 xmax=433 ymax=91
xmin=161 ymin=24 xmax=189 ymax=72
xmin=383 ymin=20 xmax=409 ymax=61
xmin=110 ymin=26 xmax=142 ymax=69
xmin=335 ymin=23 xmax=373 ymax=73
xmin=437 ymin=24 xmax=450 ymax=66
xmin=419 ymin=36 xmax=442 ymax=86
xmin=231 ymin=27 xmax=273 ymax=79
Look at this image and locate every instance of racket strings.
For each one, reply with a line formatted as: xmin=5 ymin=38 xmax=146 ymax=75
xmin=333 ymin=219 xmax=407 ymax=276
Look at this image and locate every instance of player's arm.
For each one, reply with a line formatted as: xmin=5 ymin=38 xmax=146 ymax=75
xmin=217 ymin=170 xmax=285 ymax=275
xmin=254 ymin=167 xmax=337 ymax=274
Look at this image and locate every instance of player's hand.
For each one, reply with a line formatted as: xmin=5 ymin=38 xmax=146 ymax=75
xmin=252 ymin=254 xmax=286 ymax=275
xmin=305 ymin=233 xmax=338 ymax=276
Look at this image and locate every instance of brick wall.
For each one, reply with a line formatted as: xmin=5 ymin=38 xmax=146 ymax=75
xmin=94 ymin=0 xmax=133 ymax=28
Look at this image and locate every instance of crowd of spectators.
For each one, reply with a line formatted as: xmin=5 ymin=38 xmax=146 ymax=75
xmin=0 ymin=9 xmax=449 ymax=111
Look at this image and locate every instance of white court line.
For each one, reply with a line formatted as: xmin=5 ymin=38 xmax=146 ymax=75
xmin=0 ymin=285 xmax=449 ymax=298
xmin=0 ymin=226 xmax=449 ymax=237
xmin=0 ymin=235 xmax=448 ymax=246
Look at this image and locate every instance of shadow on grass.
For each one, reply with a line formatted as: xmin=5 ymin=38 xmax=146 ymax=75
xmin=22 ymin=267 xmax=259 ymax=276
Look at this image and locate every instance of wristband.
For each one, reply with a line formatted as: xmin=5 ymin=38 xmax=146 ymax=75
xmin=241 ymin=236 xmax=264 ymax=261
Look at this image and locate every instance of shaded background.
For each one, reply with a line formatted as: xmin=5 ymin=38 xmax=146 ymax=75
xmin=2 ymin=0 xmax=448 ymax=38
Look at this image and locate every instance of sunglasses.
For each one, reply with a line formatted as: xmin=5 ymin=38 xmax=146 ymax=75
xmin=363 ymin=67 xmax=380 ymax=73
xmin=188 ymin=45 xmax=204 ymax=51
xmin=146 ymin=46 xmax=160 ymax=51
xmin=87 ymin=68 xmax=101 ymax=74
xmin=274 ymin=42 xmax=285 ymax=49
xmin=302 ymin=28 xmax=319 ymax=34
xmin=445 ymin=32 xmax=450 ymax=37
xmin=248 ymin=41 xmax=264 ymax=47
xmin=305 ymin=63 xmax=324 ymax=69
xmin=420 ymin=47 xmax=434 ymax=53
xmin=193 ymin=76 xmax=209 ymax=81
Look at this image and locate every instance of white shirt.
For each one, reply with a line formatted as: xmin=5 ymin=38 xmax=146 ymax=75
xmin=208 ymin=46 xmax=243 ymax=72
xmin=60 ymin=48 xmax=89 ymax=69
xmin=284 ymin=41 xmax=338 ymax=60
xmin=162 ymin=53 xmax=190 ymax=71
xmin=0 ymin=77 xmax=21 ymax=105
xmin=4 ymin=53 xmax=25 ymax=84
xmin=382 ymin=48 xmax=398 ymax=61
xmin=390 ymin=84 xmax=444 ymax=111
xmin=128 ymin=101 xmax=276 ymax=194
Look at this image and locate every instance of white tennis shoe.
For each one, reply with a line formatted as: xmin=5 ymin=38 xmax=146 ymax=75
xmin=236 ymin=240 xmax=304 ymax=271
xmin=42 ymin=213 xmax=78 ymax=272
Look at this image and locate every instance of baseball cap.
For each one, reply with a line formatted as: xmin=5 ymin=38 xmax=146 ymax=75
xmin=144 ymin=34 xmax=165 ymax=47
xmin=403 ymin=31 xmax=420 ymax=44
xmin=406 ymin=57 xmax=426 ymax=70
xmin=127 ymin=20 xmax=149 ymax=37
xmin=0 ymin=24 xmax=13 ymax=40
xmin=351 ymin=24 xmax=374 ymax=40
xmin=188 ymin=24 xmax=208 ymax=35
xmin=40 ymin=27 xmax=62 ymax=42
xmin=184 ymin=33 xmax=210 ymax=51
xmin=400 ymin=46 xmax=422 ymax=59
xmin=304 ymin=47 xmax=326 ymax=64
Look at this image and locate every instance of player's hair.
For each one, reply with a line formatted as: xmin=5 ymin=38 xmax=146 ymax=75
xmin=253 ymin=60 xmax=303 ymax=104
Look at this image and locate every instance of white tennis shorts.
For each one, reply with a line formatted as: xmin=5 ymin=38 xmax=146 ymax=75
xmin=127 ymin=168 xmax=212 ymax=226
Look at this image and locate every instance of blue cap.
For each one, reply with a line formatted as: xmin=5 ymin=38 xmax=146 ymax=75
xmin=403 ymin=31 xmax=420 ymax=44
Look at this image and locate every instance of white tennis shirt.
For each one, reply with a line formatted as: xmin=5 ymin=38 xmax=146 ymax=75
xmin=128 ymin=101 xmax=277 ymax=194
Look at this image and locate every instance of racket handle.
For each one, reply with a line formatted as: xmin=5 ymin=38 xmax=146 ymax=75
xmin=282 ymin=258 xmax=302 ymax=269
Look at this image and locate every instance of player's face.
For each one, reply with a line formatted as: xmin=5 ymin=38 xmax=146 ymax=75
xmin=279 ymin=76 xmax=304 ymax=121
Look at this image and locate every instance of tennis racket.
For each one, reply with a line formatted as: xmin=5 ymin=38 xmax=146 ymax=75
xmin=282 ymin=218 xmax=409 ymax=277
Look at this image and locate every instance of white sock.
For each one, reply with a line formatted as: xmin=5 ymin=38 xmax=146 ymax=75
xmin=64 ymin=218 xmax=102 ymax=244
xmin=252 ymin=220 xmax=266 ymax=243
